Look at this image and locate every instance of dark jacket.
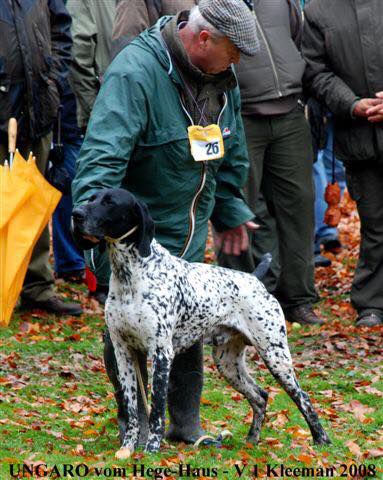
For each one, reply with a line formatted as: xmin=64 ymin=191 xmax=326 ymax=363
xmin=236 ymin=0 xmax=305 ymax=113
xmin=72 ymin=17 xmax=254 ymax=262
xmin=0 ymin=0 xmax=72 ymax=142
xmin=303 ymin=0 xmax=383 ymax=165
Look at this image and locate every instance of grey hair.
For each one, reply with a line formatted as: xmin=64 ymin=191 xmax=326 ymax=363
xmin=187 ymin=6 xmax=224 ymax=38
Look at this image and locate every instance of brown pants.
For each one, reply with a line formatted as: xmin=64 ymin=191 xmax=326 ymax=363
xmin=0 ymin=133 xmax=55 ymax=302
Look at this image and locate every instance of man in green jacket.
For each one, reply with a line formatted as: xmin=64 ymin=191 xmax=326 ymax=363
xmin=73 ymin=0 xmax=259 ymax=446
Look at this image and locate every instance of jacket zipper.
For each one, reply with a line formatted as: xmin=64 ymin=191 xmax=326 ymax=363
xmin=179 ymin=93 xmax=228 ymax=258
xmin=253 ymin=12 xmax=283 ymax=97
xmin=179 ymin=162 xmax=208 ymax=258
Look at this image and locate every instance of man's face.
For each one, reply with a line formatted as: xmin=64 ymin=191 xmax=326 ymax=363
xmin=202 ymin=35 xmax=241 ymax=74
xmin=187 ymin=29 xmax=241 ymax=74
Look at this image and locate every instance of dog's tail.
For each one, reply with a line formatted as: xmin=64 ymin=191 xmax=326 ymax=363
xmin=252 ymin=253 xmax=272 ymax=281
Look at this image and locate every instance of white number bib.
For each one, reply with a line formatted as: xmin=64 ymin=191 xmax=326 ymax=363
xmin=188 ymin=124 xmax=225 ymax=161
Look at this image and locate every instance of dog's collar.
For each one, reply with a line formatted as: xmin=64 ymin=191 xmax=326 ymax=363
xmin=105 ymin=225 xmax=139 ymax=244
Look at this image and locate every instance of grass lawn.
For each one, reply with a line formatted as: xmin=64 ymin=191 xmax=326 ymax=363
xmin=1 ymin=285 xmax=382 ymax=479
xmin=1 ymin=199 xmax=382 ymax=479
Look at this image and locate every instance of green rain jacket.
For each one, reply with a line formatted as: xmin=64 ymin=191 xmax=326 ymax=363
xmin=72 ymin=16 xmax=254 ymax=263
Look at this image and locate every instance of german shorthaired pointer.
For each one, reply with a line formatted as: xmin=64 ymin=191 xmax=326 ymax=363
xmin=72 ymin=188 xmax=330 ymax=458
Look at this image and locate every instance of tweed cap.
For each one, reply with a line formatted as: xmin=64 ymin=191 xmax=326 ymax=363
xmin=199 ymin=0 xmax=259 ymax=56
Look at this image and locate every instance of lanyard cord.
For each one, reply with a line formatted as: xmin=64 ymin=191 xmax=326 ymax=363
xmin=177 ymin=69 xmax=209 ymax=126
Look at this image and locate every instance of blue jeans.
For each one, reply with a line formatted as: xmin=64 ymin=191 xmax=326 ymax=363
xmin=52 ymin=138 xmax=85 ymax=274
xmin=313 ymin=122 xmax=346 ymax=254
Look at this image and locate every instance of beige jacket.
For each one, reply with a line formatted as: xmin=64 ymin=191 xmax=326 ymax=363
xmin=67 ymin=0 xmax=116 ymax=128
xmin=111 ymin=0 xmax=197 ymax=58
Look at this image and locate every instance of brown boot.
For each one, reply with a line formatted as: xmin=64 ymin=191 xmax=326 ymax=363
xmin=284 ymin=305 xmax=324 ymax=326
xmin=21 ymin=295 xmax=82 ymax=316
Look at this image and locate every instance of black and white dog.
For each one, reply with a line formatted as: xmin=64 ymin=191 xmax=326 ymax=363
xmin=72 ymin=188 xmax=330 ymax=458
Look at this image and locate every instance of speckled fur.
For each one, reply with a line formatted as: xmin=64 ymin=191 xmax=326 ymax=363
xmin=73 ymin=189 xmax=330 ymax=454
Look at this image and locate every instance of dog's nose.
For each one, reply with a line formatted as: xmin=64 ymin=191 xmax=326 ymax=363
xmin=72 ymin=207 xmax=86 ymax=223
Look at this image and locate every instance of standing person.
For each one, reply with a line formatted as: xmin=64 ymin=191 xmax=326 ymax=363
xmin=313 ymin=114 xmax=346 ymax=268
xmin=72 ymin=0 xmax=258 ymax=446
xmin=303 ymin=0 xmax=383 ymax=327
xmin=66 ymin=0 xmax=116 ymax=303
xmin=219 ymin=0 xmax=322 ymax=326
xmin=0 ymin=0 xmax=82 ymax=316
xmin=51 ymin=80 xmax=86 ymax=284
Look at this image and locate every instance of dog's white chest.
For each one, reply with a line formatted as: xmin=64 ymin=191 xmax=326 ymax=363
xmin=106 ymin=278 xmax=164 ymax=353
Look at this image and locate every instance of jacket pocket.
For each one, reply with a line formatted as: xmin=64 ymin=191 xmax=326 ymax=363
xmin=35 ymin=74 xmax=60 ymax=132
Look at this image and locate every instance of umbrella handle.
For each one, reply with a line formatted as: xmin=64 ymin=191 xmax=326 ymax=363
xmin=8 ymin=118 xmax=17 ymax=167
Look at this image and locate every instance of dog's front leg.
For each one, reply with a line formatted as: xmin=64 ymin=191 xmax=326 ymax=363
xmin=145 ymin=344 xmax=174 ymax=453
xmin=108 ymin=331 xmax=139 ymax=458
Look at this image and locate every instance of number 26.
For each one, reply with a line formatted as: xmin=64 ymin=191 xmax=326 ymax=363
xmin=206 ymin=141 xmax=219 ymax=155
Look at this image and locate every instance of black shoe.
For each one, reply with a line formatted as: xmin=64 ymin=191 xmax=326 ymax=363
xmin=284 ymin=305 xmax=324 ymax=326
xmin=321 ymin=236 xmax=342 ymax=254
xmin=356 ymin=313 xmax=383 ymax=327
xmin=55 ymin=269 xmax=85 ymax=284
xmin=21 ymin=295 xmax=83 ymax=316
xmin=165 ymin=424 xmax=206 ymax=444
xmin=90 ymin=286 xmax=109 ymax=305
xmin=315 ymin=254 xmax=332 ymax=268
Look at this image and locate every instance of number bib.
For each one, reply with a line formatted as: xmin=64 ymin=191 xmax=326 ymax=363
xmin=188 ymin=124 xmax=224 ymax=162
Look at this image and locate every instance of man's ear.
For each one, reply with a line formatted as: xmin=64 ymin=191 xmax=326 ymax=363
xmin=134 ymin=200 xmax=155 ymax=257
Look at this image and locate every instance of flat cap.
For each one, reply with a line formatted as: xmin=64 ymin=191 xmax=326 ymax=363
xmin=199 ymin=0 xmax=259 ymax=56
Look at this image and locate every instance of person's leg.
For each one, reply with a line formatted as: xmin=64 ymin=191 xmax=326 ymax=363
xmin=320 ymin=121 xmax=346 ymax=250
xmin=345 ymin=165 xmax=383 ymax=326
xmin=166 ymin=340 xmax=205 ymax=442
xmin=218 ymin=115 xmax=280 ymax=292
xmin=52 ymin=138 xmax=85 ymax=277
xmin=19 ymin=134 xmax=55 ymax=302
xmin=264 ymin=108 xmax=318 ymax=311
xmin=313 ymin=152 xmax=327 ymax=254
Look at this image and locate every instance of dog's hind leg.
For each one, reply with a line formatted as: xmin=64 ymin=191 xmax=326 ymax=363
xmin=257 ymin=345 xmax=330 ymax=445
xmin=213 ymin=335 xmax=268 ymax=444
xmin=145 ymin=344 xmax=174 ymax=453
xmin=108 ymin=332 xmax=140 ymax=454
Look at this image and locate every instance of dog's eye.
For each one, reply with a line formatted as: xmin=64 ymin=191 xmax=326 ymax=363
xmin=101 ymin=194 xmax=115 ymax=206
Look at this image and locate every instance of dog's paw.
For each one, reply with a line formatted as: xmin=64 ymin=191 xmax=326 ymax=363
xmin=115 ymin=447 xmax=132 ymax=459
xmin=314 ymin=434 xmax=331 ymax=445
xmin=145 ymin=440 xmax=161 ymax=453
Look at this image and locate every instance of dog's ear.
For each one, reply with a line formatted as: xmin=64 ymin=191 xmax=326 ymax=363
xmin=134 ymin=200 xmax=154 ymax=257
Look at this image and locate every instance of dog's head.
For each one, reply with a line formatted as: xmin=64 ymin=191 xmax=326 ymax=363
xmin=72 ymin=189 xmax=155 ymax=257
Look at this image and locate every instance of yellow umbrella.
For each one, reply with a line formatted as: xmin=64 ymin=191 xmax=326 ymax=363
xmin=0 ymin=163 xmax=35 ymax=230
xmin=0 ymin=151 xmax=62 ymax=326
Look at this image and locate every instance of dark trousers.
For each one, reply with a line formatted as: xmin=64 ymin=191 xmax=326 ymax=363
xmin=346 ymin=163 xmax=383 ymax=316
xmin=0 ymin=133 xmax=55 ymax=302
xmin=219 ymin=108 xmax=317 ymax=309
xmin=104 ymin=329 xmax=204 ymax=443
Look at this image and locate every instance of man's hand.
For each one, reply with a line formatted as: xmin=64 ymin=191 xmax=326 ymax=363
xmin=365 ymin=92 xmax=383 ymax=123
xmin=214 ymin=221 xmax=259 ymax=256
xmin=353 ymin=97 xmax=383 ymax=119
